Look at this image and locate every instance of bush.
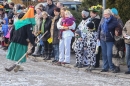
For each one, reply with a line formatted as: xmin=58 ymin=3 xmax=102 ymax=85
xmin=107 ymin=0 xmax=130 ymax=23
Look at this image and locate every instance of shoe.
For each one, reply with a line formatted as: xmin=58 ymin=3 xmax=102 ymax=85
xmin=56 ymin=62 xmax=62 ymax=66
xmin=101 ymin=69 xmax=108 ymax=72
xmin=3 ymin=47 xmax=8 ymax=50
xmin=78 ymin=63 xmax=83 ymax=68
xmin=46 ymin=56 xmax=51 ymax=60
xmin=94 ymin=65 xmax=100 ymax=68
xmin=14 ymin=65 xmax=20 ymax=72
xmin=125 ymin=71 xmax=130 ymax=74
xmin=74 ymin=63 xmax=79 ymax=67
xmin=52 ymin=60 xmax=57 ymax=62
xmin=113 ymin=66 xmax=120 ymax=73
xmin=61 ymin=62 xmax=70 ymax=65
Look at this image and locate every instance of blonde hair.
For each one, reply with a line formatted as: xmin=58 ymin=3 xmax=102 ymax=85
xmin=103 ymin=9 xmax=113 ymax=15
xmin=65 ymin=10 xmax=73 ymax=17
xmin=61 ymin=7 xmax=67 ymax=11
xmin=42 ymin=11 xmax=48 ymax=16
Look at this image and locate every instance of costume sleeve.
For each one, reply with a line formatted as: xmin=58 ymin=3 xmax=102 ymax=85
xmin=27 ymin=25 xmax=35 ymax=45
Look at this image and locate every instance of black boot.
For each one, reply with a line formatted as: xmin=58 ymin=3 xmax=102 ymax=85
xmin=78 ymin=63 xmax=82 ymax=68
xmin=46 ymin=55 xmax=51 ymax=60
xmin=113 ymin=66 xmax=120 ymax=73
xmin=74 ymin=62 xmax=79 ymax=67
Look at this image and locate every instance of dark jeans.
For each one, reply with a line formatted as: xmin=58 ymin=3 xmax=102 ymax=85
xmin=95 ymin=46 xmax=101 ymax=67
xmin=44 ymin=41 xmax=52 ymax=56
xmin=125 ymin=44 xmax=130 ymax=71
xmin=101 ymin=40 xmax=115 ymax=70
xmin=53 ymin=44 xmax=59 ymax=61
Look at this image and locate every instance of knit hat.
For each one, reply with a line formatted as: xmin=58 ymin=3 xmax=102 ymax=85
xmin=75 ymin=30 xmax=81 ymax=37
xmin=87 ymin=22 xmax=94 ymax=29
xmin=82 ymin=10 xmax=89 ymax=17
xmin=54 ymin=7 xmax=60 ymax=12
xmin=111 ymin=8 xmax=118 ymax=15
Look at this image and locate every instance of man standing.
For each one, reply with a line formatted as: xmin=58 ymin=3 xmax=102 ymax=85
xmin=45 ymin=0 xmax=56 ymax=17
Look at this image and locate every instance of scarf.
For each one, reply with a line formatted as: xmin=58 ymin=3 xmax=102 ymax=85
xmin=101 ymin=16 xmax=112 ymax=34
xmin=50 ymin=16 xmax=58 ymax=38
xmin=41 ymin=19 xmax=46 ymax=34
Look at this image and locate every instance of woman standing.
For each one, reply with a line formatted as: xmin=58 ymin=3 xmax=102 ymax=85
xmin=57 ymin=7 xmax=76 ymax=65
xmin=98 ymin=9 xmax=118 ymax=72
xmin=40 ymin=11 xmax=52 ymax=60
xmin=77 ymin=10 xmax=90 ymax=66
xmin=50 ymin=7 xmax=60 ymax=62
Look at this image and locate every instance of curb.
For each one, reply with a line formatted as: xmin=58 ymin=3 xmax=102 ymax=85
xmin=29 ymin=56 xmax=130 ymax=79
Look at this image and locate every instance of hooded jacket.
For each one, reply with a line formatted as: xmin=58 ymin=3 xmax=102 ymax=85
xmin=2 ymin=18 xmax=8 ymax=36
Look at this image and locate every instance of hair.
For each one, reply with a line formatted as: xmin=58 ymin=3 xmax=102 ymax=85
xmin=36 ymin=8 xmax=42 ymax=12
xmin=9 ymin=2 xmax=14 ymax=7
xmin=104 ymin=9 xmax=113 ymax=15
xmin=113 ymin=14 xmax=120 ymax=19
xmin=61 ymin=7 xmax=67 ymax=11
xmin=65 ymin=10 xmax=72 ymax=17
xmin=42 ymin=11 xmax=48 ymax=16
xmin=115 ymin=24 xmax=122 ymax=36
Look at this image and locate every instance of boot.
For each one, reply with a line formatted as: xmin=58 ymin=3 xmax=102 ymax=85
xmin=74 ymin=62 xmax=79 ymax=67
xmin=14 ymin=65 xmax=20 ymax=72
xmin=46 ymin=55 xmax=51 ymax=60
xmin=32 ymin=45 xmax=40 ymax=56
xmin=113 ymin=66 xmax=120 ymax=73
xmin=78 ymin=63 xmax=83 ymax=68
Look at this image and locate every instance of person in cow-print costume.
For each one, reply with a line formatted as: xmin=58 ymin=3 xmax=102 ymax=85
xmin=72 ymin=30 xmax=84 ymax=68
xmin=84 ymin=21 xmax=97 ymax=70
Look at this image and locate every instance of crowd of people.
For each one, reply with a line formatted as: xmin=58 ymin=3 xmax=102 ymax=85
xmin=1 ymin=0 xmax=130 ymax=74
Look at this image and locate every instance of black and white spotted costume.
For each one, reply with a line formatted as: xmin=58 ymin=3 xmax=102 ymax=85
xmin=72 ymin=38 xmax=84 ymax=64
xmin=84 ymin=30 xmax=97 ymax=66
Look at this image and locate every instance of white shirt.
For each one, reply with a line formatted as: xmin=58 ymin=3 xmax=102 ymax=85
xmin=57 ymin=18 xmax=76 ymax=38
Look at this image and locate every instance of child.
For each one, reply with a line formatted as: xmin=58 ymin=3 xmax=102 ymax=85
xmin=1 ymin=18 xmax=8 ymax=48
xmin=72 ymin=30 xmax=84 ymax=68
xmin=3 ymin=22 xmax=13 ymax=50
xmin=59 ymin=10 xmax=75 ymax=39
xmin=112 ymin=25 xmax=125 ymax=73
xmin=84 ymin=21 xmax=97 ymax=71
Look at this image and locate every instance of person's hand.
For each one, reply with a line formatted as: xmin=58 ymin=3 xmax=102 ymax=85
xmin=84 ymin=47 xmax=87 ymax=50
xmin=78 ymin=37 xmax=82 ymax=41
xmin=63 ymin=26 xmax=69 ymax=30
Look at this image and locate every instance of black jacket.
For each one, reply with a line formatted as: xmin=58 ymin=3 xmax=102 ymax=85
xmin=10 ymin=24 xmax=34 ymax=46
xmin=52 ymin=16 xmax=60 ymax=44
xmin=45 ymin=4 xmax=56 ymax=17
xmin=90 ymin=15 xmax=101 ymax=31
xmin=40 ymin=16 xmax=52 ymax=41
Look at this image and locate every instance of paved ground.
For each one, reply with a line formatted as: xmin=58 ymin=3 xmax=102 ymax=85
xmin=0 ymin=49 xmax=130 ymax=86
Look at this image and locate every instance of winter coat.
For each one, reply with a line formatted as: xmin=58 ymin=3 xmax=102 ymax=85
xmin=10 ymin=24 xmax=34 ymax=46
xmin=90 ymin=15 xmax=101 ymax=31
xmin=2 ymin=18 xmax=8 ymax=36
xmin=112 ymin=36 xmax=125 ymax=58
xmin=98 ymin=16 xmax=118 ymax=42
xmin=45 ymin=4 xmax=56 ymax=17
xmin=33 ymin=13 xmax=42 ymax=35
xmin=39 ymin=16 xmax=52 ymax=41
xmin=50 ymin=15 xmax=60 ymax=44
xmin=122 ymin=20 xmax=130 ymax=44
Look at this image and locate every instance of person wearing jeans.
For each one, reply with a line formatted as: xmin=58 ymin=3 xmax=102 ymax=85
xmin=50 ymin=7 xmax=60 ymax=62
xmin=100 ymin=41 xmax=114 ymax=71
xmin=122 ymin=19 xmax=130 ymax=74
xmin=98 ymin=9 xmax=118 ymax=72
